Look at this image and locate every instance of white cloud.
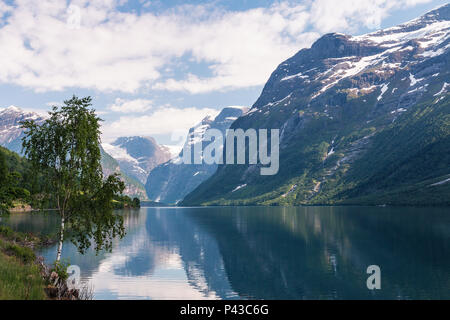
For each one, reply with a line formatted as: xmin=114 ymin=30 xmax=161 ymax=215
xmin=109 ymin=98 xmax=153 ymax=113
xmin=0 ymin=0 xmax=433 ymax=94
xmin=309 ymin=0 xmax=432 ymax=33
xmin=101 ymin=105 xmax=219 ymax=142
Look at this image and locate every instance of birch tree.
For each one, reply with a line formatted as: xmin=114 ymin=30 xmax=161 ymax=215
xmin=21 ymin=96 xmax=126 ymax=261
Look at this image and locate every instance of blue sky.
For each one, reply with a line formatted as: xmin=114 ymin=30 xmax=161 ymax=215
xmin=0 ymin=0 xmax=447 ymax=146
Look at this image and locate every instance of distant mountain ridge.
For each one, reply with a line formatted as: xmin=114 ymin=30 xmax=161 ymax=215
xmin=102 ymin=136 xmax=171 ymax=185
xmin=0 ymin=106 xmax=147 ymax=199
xmin=182 ymin=4 xmax=450 ymax=206
xmin=145 ymin=106 xmax=246 ymax=204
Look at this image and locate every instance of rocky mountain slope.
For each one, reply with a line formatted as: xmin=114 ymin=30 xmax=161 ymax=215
xmin=0 ymin=106 xmax=147 ymax=199
xmin=182 ymin=4 xmax=450 ymax=206
xmin=146 ymin=107 xmax=246 ymax=204
xmin=102 ymin=136 xmax=171 ymax=185
xmin=0 ymin=106 xmax=45 ymax=154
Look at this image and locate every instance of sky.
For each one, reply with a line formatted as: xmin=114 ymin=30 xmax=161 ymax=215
xmin=0 ymin=0 xmax=447 ymax=147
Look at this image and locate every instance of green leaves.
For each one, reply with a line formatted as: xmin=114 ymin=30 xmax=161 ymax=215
xmin=0 ymin=150 xmax=29 ymax=216
xmin=21 ymin=95 xmax=126 ymax=257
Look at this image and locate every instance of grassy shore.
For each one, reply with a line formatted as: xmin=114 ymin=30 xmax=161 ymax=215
xmin=0 ymin=226 xmax=50 ymax=300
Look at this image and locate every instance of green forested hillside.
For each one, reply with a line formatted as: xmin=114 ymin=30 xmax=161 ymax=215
xmin=182 ymin=94 xmax=450 ymax=207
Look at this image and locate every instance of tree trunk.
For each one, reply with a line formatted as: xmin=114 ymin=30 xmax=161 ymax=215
xmin=56 ymin=217 xmax=65 ymax=262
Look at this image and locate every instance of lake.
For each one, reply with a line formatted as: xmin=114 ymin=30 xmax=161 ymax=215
xmin=1 ymin=206 xmax=449 ymax=300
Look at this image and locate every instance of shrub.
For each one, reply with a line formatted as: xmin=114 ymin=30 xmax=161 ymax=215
xmin=5 ymin=243 xmax=36 ymax=264
xmin=0 ymin=226 xmax=13 ymax=238
xmin=50 ymin=260 xmax=70 ymax=282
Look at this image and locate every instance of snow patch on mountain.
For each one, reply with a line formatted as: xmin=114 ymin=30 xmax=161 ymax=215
xmin=409 ymin=73 xmax=424 ymax=87
xmin=263 ymin=93 xmax=293 ymax=108
xmin=434 ymin=82 xmax=449 ymax=96
xmin=281 ymin=72 xmax=309 ymax=82
xmin=102 ymin=143 xmax=138 ymax=164
xmin=163 ymin=144 xmax=183 ymax=158
xmin=429 ymin=176 xmax=450 ymax=187
xmin=377 ymin=83 xmax=390 ymax=101
xmin=355 ymin=20 xmax=450 ymax=48
xmin=232 ymin=184 xmax=247 ymax=193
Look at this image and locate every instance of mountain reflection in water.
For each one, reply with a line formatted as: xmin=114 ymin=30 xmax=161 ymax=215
xmin=1 ymin=206 xmax=449 ymax=299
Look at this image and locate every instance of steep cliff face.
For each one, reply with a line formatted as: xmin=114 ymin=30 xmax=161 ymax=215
xmin=145 ymin=107 xmax=245 ymax=204
xmin=182 ymin=5 xmax=450 ymax=206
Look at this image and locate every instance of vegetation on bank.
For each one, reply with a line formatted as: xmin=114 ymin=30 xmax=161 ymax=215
xmin=112 ymin=195 xmax=141 ymax=209
xmin=0 ymin=225 xmax=88 ymax=300
xmin=140 ymin=200 xmax=172 ymax=207
xmin=0 ymin=226 xmax=49 ymax=300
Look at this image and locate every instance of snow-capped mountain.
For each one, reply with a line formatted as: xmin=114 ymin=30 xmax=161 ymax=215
xmin=0 ymin=106 xmax=45 ymax=154
xmin=145 ymin=106 xmax=246 ymax=204
xmin=182 ymin=4 xmax=450 ymax=206
xmin=102 ymin=136 xmax=171 ymax=185
xmin=252 ymin=4 xmax=449 ymax=112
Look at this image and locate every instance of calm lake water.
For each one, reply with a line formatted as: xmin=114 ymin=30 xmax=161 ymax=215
xmin=1 ymin=206 xmax=449 ymax=300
